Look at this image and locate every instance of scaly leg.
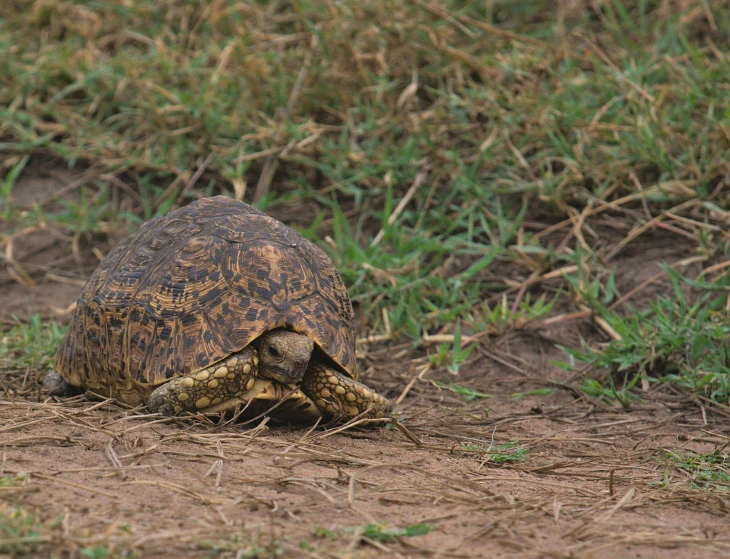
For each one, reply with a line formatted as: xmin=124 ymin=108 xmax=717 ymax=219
xmin=301 ymin=362 xmax=391 ymax=420
xmin=148 ymin=347 xmax=259 ymax=415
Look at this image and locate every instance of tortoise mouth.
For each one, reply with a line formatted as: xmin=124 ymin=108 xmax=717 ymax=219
xmin=259 ymin=365 xmax=306 ymax=384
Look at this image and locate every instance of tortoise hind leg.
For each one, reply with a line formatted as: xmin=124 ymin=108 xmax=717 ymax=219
xmin=301 ymin=363 xmax=391 ymax=420
xmin=148 ymin=347 xmax=259 ymax=415
xmin=43 ymin=372 xmax=84 ymax=398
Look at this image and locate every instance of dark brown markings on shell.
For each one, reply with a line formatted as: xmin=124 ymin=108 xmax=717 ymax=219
xmin=301 ymin=243 xmax=355 ymax=324
xmin=224 ymin=240 xmax=316 ymax=313
xmin=55 ymin=196 xmax=358 ymax=397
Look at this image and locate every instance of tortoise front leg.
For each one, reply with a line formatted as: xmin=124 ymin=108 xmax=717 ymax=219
xmin=300 ymin=363 xmax=391 ymax=420
xmin=148 ymin=347 xmax=259 ymax=415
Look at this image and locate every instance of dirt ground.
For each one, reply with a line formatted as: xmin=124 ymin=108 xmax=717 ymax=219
xmin=3 ymin=170 xmax=730 ymax=558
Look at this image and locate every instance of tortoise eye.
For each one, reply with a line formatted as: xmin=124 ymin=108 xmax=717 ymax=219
xmin=268 ymin=346 xmax=281 ymax=359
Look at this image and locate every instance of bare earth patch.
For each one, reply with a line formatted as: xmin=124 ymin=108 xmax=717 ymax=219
xmin=3 ymin=174 xmax=730 ymax=558
xmin=3 ymin=362 xmax=730 ymax=559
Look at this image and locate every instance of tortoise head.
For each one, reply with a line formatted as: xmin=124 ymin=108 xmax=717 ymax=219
xmin=254 ymin=329 xmax=314 ymax=384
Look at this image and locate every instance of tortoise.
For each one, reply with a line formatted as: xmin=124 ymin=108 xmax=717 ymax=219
xmin=46 ymin=196 xmax=390 ymax=424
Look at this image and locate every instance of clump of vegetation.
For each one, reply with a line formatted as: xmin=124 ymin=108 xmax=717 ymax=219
xmin=0 ymin=313 xmax=66 ymax=371
xmin=560 ymin=266 xmax=730 ymax=404
xmin=435 ymin=381 xmax=491 ymax=401
xmin=659 ymin=451 xmax=730 ymax=492
xmin=311 ymin=522 xmax=434 ymax=545
xmin=360 ymin=522 xmax=434 ymax=542
xmin=0 ymin=503 xmax=63 ymax=555
xmin=460 ymin=441 xmax=529 ymax=464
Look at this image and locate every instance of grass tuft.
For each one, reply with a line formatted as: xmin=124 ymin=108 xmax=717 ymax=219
xmin=559 ymin=266 xmax=730 ymax=404
xmin=661 ymin=451 xmax=730 ymax=492
xmin=360 ymin=522 xmax=435 ymax=542
xmin=0 ymin=314 xmax=66 ymax=372
xmin=0 ymin=504 xmax=63 ymax=555
xmin=461 ymin=441 xmax=529 ymax=464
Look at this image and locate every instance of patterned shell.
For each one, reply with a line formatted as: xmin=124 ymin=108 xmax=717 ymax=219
xmin=54 ymin=196 xmax=356 ymax=405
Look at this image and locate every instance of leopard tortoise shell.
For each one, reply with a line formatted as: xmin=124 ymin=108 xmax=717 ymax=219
xmin=48 ymin=196 xmax=390 ymax=423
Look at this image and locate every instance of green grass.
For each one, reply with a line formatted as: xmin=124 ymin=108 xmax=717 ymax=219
xmin=460 ymin=441 xmax=529 ymax=464
xmin=0 ymin=503 xmax=64 ymax=555
xmin=310 ymin=521 xmax=434 ymax=545
xmin=512 ymin=387 xmax=557 ymax=400
xmin=559 ymin=266 xmax=730 ymax=404
xmin=659 ymin=451 xmax=730 ymax=492
xmin=360 ymin=522 xmax=434 ymax=542
xmin=434 ymin=381 xmax=491 ymax=401
xmin=0 ymin=480 xmax=137 ymax=557
xmin=198 ymin=529 xmax=280 ymax=558
xmin=0 ymin=313 xmax=66 ymax=371
xmin=428 ymin=323 xmax=478 ymax=374
xmin=0 ymin=472 xmax=28 ymax=488
xmin=2 ymin=2 xmax=730 ymax=399
xmin=80 ymin=544 xmax=137 ymax=559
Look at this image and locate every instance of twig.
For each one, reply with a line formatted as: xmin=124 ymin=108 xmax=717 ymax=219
xmin=370 ymin=169 xmax=428 ymax=248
